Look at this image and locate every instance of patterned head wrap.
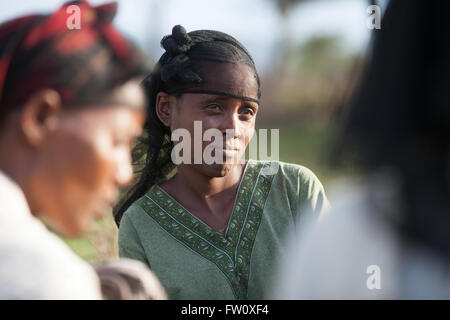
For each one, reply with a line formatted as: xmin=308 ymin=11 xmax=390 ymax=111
xmin=0 ymin=0 xmax=149 ymax=117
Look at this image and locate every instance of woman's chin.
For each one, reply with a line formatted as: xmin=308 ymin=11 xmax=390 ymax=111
xmin=40 ymin=216 xmax=86 ymax=237
xmin=59 ymin=208 xmax=100 ymax=237
xmin=199 ymin=162 xmax=237 ymax=178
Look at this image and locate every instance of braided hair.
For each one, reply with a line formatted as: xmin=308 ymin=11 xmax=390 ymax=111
xmin=114 ymin=25 xmax=260 ymax=225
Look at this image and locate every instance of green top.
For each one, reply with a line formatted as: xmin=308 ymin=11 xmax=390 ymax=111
xmin=118 ymin=160 xmax=329 ymax=299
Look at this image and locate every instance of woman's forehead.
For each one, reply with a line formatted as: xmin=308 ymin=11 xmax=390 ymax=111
xmin=194 ymin=62 xmax=259 ymax=100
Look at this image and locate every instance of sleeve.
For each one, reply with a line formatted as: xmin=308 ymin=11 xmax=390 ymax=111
xmin=297 ymin=166 xmax=331 ymax=223
xmin=0 ymin=228 xmax=102 ymax=300
xmin=276 ymin=163 xmax=330 ymax=229
xmin=118 ymin=207 xmax=151 ymax=267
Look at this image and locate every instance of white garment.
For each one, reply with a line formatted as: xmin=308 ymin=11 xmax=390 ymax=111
xmin=0 ymin=171 xmax=102 ymax=300
xmin=272 ymin=176 xmax=450 ymax=299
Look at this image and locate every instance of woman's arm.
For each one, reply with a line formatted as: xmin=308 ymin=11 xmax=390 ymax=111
xmin=118 ymin=210 xmax=151 ymax=268
xmin=297 ymin=166 xmax=330 ymax=223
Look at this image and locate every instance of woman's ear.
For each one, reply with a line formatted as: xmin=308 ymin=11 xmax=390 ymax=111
xmin=155 ymin=92 xmax=176 ymax=127
xmin=20 ymin=89 xmax=62 ymax=147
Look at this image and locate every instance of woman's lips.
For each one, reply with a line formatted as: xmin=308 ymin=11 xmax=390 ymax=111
xmin=209 ymin=142 xmax=240 ymax=151
xmin=218 ymin=148 xmax=241 ymax=161
xmin=203 ymin=142 xmax=242 ymax=163
xmin=221 ymin=148 xmax=238 ymax=154
xmin=210 ymin=146 xmax=240 ymax=155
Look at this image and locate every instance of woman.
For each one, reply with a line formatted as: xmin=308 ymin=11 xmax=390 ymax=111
xmin=0 ymin=1 xmax=165 ymax=299
xmin=116 ymin=25 xmax=329 ymax=300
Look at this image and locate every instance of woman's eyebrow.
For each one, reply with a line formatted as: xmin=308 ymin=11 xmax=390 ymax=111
xmin=201 ymin=95 xmax=230 ymax=104
xmin=201 ymin=95 xmax=260 ymax=105
xmin=243 ymin=101 xmax=259 ymax=108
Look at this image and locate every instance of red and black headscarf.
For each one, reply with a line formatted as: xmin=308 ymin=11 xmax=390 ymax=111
xmin=0 ymin=0 xmax=149 ymax=117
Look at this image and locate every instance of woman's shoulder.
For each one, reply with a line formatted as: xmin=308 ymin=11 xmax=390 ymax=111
xmin=250 ymin=159 xmax=322 ymax=186
xmin=120 ymin=185 xmax=173 ymax=227
xmin=0 ymin=215 xmax=101 ymax=299
xmin=120 ymin=192 xmax=155 ymax=224
xmin=253 ymin=160 xmax=329 ymax=219
xmin=278 ymin=161 xmax=320 ymax=181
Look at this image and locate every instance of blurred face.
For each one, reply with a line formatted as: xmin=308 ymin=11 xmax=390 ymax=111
xmin=164 ymin=62 xmax=259 ymax=177
xmin=30 ymin=104 xmax=145 ymax=236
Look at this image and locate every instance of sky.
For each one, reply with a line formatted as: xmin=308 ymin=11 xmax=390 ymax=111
xmin=0 ymin=0 xmax=380 ymax=71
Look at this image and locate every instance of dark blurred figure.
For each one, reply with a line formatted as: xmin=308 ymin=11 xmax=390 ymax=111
xmin=272 ymin=0 xmax=450 ymax=299
xmin=0 ymin=1 xmax=165 ymax=299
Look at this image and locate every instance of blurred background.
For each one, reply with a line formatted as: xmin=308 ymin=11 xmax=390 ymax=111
xmin=0 ymin=0 xmax=387 ymax=261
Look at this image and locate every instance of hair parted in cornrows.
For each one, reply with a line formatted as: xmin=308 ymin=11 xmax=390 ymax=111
xmin=114 ymin=25 xmax=260 ymax=224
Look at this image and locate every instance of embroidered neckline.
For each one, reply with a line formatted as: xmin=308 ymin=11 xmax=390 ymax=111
xmin=138 ymin=160 xmax=276 ymax=299
xmin=153 ymin=159 xmax=250 ymax=239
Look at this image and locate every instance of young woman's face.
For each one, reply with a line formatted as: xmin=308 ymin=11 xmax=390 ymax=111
xmin=31 ymin=105 xmax=145 ymax=236
xmin=170 ymin=62 xmax=259 ymax=177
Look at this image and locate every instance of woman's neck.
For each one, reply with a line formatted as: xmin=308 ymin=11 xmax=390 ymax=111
xmin=159 ymin=162 xmax=247 ymax=215
xmin=158 ymin=162 xmax=249 ymax=232
xmin=176 ymin=162 xmax=246 ymax=198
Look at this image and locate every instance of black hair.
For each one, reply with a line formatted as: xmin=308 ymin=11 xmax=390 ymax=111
xmin=335 ymin=0 xmax=450 ymax=260
xmin=114 ymin=25 xmax=260 ymax=224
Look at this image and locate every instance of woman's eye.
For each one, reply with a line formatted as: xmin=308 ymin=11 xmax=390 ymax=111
xmin=204 ymin=103 xmax=222 ymax=111
xmin=240 ymin=107 xmax=255 ymax=116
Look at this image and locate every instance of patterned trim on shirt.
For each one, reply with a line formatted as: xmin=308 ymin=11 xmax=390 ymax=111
xmin=138 ymin=160 xmax=276 ymax=299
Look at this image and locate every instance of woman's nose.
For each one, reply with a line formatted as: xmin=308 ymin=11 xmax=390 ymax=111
xmin=115 ymin=154 xmax=133 ymax=187
xmin=221 ymin=113 xmax=241 ymax=138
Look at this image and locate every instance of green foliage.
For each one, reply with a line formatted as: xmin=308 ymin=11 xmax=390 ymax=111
xmin=259 ymin=34 xmax=361 ymax=127
xmin=61 ymin=212 xmax=118 ymax=262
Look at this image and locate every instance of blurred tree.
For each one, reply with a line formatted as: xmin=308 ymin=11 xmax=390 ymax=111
xmin=259 ymin=34 xmax=360 ymax=125
xmin=276 ymin=0 xmax=378 ymax=16
xmin=275 ymin=0 xmax=309 ymax=16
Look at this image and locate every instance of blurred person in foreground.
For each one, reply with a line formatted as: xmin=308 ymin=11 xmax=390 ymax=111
xmin=94 ymin=258 xmax=167 ymax=300
xmin=0 ymin=1 xmax=165 ymax=299
xmin=272 ymin=0 xmax=450 ymax=299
